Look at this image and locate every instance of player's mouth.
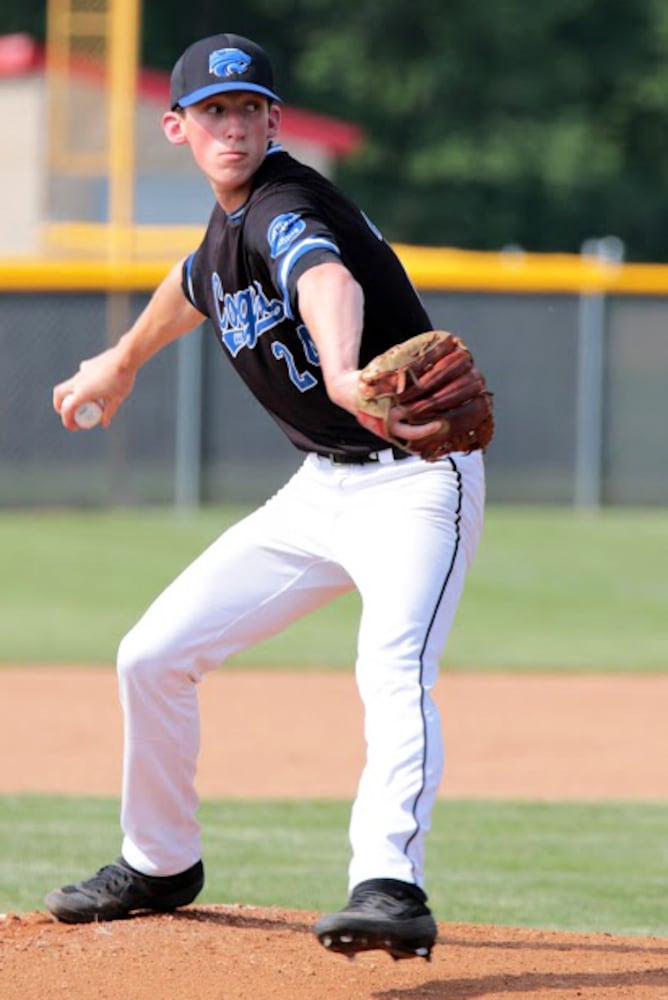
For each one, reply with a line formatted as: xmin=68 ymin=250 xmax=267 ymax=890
xmin=219 ymin=149 xmax=246 ymax=161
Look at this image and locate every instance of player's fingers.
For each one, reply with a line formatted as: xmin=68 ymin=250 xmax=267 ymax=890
xmin=53 ymin=356 xmax=104 ymax=414
xmin=55 ymin=383 xmax=108 ymax=431
xmin=59 ymin=391 xmax=82 ymax=431
xmin=388 ymin=416 xmax=441 ymax=441
xmin=98 ymin=398 xmax=118 ymax=427
xmin=53 ymin=379 xmax=77 ymax=414
xmin=54 ymin=384 xmax=90 ymax=431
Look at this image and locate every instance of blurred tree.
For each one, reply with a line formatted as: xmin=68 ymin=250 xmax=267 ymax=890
xmin=0 ymin=0 xmax=45 ymax=38
xmin=3 ymin=0 xmax=668 ymax=258
xmin=288 ymin=0 xmax=668 ymax=259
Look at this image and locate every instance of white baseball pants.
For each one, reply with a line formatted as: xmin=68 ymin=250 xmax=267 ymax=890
xmin=117 ymin=449 xmax=485 ymax=891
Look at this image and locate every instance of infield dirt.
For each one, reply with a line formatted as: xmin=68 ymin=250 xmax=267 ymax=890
xmin=1 ymin=667 xmax=667 ymax=999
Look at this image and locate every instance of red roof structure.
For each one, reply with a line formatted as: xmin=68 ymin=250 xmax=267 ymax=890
xmin=0 ymin=33 xmax=363 ymax=158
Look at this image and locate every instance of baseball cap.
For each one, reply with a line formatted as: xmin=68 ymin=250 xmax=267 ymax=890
xmin=170 ymin=33 xmax=282 ymax=110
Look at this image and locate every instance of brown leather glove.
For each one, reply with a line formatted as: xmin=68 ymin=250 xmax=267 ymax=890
xmin=357 ymin=330 xmax=494 ymax=461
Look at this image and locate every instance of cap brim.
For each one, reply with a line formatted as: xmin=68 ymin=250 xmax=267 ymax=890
xmin=176 ymin=82 xmax=282 ymax=108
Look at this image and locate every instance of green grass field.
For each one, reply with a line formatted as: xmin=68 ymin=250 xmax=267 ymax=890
xmin=2 ymin=796 xmax=666 ymax=937
xmin=1 ymin=504 xmax=668 ymax=670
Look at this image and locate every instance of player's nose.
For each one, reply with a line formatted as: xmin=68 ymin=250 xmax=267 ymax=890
xmin=222 ymin=109 xmax=247 ymax=137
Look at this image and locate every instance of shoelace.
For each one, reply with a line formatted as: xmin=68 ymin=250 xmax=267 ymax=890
xmin=85 ymin=863 xmax=136 ymax=894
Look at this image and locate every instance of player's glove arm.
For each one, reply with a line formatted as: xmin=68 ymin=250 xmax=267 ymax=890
xmin=296 ymin=261 xmax=364 ymax=409
xmin=54 ymin=259 xmax=206 ymax=430
xmin=296 ymin=263 xmax=444 ymax=448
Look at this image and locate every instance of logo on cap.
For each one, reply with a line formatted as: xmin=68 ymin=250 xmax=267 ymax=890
xmin=209 ymin=48 xmax=252 ymax=79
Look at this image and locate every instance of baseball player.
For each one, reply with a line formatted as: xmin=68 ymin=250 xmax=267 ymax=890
xmin=45 ymin=33 xmax=487 ymax=961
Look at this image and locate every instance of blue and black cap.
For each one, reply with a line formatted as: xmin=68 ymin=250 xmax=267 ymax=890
xmin=170 ymin=33 xmax=282 ymax=110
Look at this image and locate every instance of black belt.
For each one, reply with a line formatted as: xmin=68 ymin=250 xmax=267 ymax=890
xmin=321 ymin=446 xmax=411 ymax=465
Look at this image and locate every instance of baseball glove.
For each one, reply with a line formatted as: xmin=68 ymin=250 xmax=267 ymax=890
xmin=356 ymin=330 xmax=494 ymax=462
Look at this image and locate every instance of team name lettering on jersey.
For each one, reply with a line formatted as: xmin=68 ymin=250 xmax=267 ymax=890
xmin=211 ymin=273 xmax=285 ymax=357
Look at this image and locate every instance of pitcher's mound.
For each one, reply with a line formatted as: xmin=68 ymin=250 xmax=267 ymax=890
xmin=1 ymin=906 xmax=666 ymax=1000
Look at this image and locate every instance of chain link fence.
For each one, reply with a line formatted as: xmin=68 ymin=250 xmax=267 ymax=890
xmin=1 ymin=286 xmax=667 ymax=507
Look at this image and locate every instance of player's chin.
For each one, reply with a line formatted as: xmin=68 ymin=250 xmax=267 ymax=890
xmin=211 ymin=160 xmax=255 ymax=196
xmin=214 ymin=163 xmax=247 ymax=184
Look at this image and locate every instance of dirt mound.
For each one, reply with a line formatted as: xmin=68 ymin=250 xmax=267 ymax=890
xmin=2 ymin=907 xmax=667 ymax=1000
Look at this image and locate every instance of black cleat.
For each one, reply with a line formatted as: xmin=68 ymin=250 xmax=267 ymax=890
xmin=314 ymin=878 xmax=437 ymax=961
xmin=44 ymin=857 xmax=204 ymax=924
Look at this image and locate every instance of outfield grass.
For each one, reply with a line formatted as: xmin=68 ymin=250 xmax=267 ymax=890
xmin=1 ymin=505 xmax=667 ymax=670
xmin=1 ymin=795 xmax=666 ymax=937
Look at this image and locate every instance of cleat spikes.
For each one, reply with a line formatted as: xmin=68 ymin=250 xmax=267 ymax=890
xmin=315 ymin=928 xmax=435 ymax=962
xmin=314 ymin=878 xmax=437 ymax=962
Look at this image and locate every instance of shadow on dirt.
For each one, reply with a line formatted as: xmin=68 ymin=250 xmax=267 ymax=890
xmin=373 ymin=966 xmax=668 ymax=999
xmin=173 ymin=905 xmax=314 ymax=935
xmin=438 ymin=930 xmax=668 ymax=957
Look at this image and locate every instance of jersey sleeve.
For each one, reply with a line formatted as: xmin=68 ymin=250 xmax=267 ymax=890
xmin=247 ymin=190 xmax=342 ymax=319
xmin=181 ymin=251 xmax=207 ymax=314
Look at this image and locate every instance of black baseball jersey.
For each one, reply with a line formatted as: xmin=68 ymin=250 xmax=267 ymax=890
xmin=182 ymin=143 xmax=433 ymax=458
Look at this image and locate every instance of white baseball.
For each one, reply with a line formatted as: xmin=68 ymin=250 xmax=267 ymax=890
xmin=68 ymin=397 xmax=104 ymax=430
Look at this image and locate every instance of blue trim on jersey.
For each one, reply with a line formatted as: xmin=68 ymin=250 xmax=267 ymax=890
xmin=184 ymin=253 xmax=198 ymax=309
xmin=227 ymin=205 xmax=246 ymax=226
xmin=277 ymin=236 xmax=340 ymax=319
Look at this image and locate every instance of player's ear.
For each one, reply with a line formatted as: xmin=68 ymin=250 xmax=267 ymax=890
xmin=162 ymin=110 xmax=188 ymax=146
xmin=267 ymin=102 xmax=281 ymax=139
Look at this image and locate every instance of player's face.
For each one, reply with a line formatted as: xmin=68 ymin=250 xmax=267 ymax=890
xmin=163 ymin=93 xmax=280 ymax=211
